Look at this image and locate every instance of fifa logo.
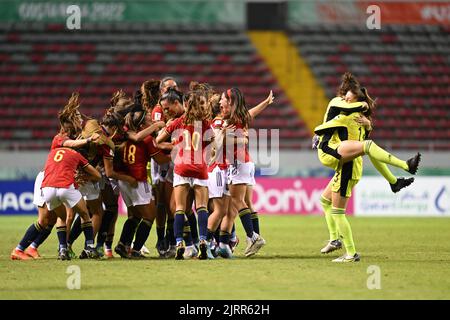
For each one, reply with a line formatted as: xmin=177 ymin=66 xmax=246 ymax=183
xmin=66 ymin=5 xmax=81 ymax=30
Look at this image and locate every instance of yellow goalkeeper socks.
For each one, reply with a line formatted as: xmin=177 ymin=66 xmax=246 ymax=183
xmin=321 ymin=196 xmax=339 ymax=240
xmin=364 ymin=140 xmax=408 ymax=171
xmin=331 ymin=207 xmax=356 ymax=256
xmin=368 ymin=155 xmax=397 ymax=184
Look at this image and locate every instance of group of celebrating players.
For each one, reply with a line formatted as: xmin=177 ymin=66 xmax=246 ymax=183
xmin=10 ymin=72 xmax=420 ymax=263
xmin=11 ymin=77 xmax=274 ymax=261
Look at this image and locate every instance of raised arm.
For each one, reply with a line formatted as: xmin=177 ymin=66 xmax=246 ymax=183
xmin=63 ymin=133 xmax=100 ymax=148
xmin=127 ymin=121 xmax=166 ymax=142
xmin=249 ymin=90 xmax=274 ymax=119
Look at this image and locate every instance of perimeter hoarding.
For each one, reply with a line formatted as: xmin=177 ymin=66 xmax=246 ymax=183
xmin=354 ymin=177 xmax=450 ymax=217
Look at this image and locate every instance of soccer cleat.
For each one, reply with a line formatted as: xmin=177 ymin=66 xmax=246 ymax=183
xmin=320 ymin=239 xmax=343 ymax=254
xmin=11 ymin=248 xmax=33 ymax=260
xmin=244 ymin=235 xmax=266 ymax=257
xmin=175 ymin=242 xmax=185 ymax=260
xmin=58 ymin=248 xmax=71 ymax=261
xmin=210 ymin=240 xmax=219 ymax=258
xmin=140 ymin=244 xmax=150 ymax=256
xmin=114 ymin=243 xmax=130 ymax=259
xmin=183 ymin=245 xmax=198 ymax=259
xmin=155 ymin=239 xmax=167 ymax=257
xmin=67 ymin=245 xmax=76 ymax=260
xmin=206 ymin=243 xmax=215 ymax=260
xmin=198 ymin=240 xmax=209 ymax=260
xmin=95 ymin=246 xmax=105 ymax=258
xmin=25 ymin=247 xmax=41 ymax=259
xmin=332 ymin=253 xmax=361 ymax=263
xmin=80 ymin=247 xmax=100 ymax=259
xmin=390 ymin=177 xmax=414 ymax=193
xmin=229 ymin=236 xmax=240 ymax=253
xmin=130 ymin=250 xmax=146 ymax=259
xmin=164 ymin=245 xmax=177 ymax=259
xmin=218 ymin=244 xmax=233 ymax=259
xmin=104 ymin=248 xmax=114 ymax=259
xmin=406 ymin=153 xmax=421 ymax=175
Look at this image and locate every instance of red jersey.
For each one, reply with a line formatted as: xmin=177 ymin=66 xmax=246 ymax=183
xmin=151 ymin=105 xmax=165 ymax=123
xmin=165 ymin=115 xmax=211 ymax=179
xmin=41 ymin=148 xmax=89 ymax=188
xmin=122 ymin=135 xmax=161 ymax=181
xmin=226 ymin=122 xmax=251 ymax=164
xmin=208 ymin=117 xmax=228 ymax=172
xmin=51 ymin=133 xmax=69 ymax=150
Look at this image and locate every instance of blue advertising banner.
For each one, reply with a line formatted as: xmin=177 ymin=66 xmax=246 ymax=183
xmin=0 ymin=181 xmax=37 ymax=215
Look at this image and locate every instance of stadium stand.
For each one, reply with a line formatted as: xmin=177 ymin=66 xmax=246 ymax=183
xmin=0 ymin=23 xmax=310 ymax=150
xmin=289 ymin=24 xmax=450 ymax=151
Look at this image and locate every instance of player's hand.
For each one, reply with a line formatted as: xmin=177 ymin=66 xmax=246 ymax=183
xmin=265 ymin=90 xmax=274 ymax=105
xmin=355 ymin=115 xmax=371 ymax=127
xmin=153 ymin=121 xmax=166 ymax=129
xmin=89 ymin=132 xmax=100 ymax=144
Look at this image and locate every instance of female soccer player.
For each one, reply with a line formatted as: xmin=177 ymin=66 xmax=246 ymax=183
xmin=156 ymin=89 xmax=214 ymax=260
xmin=14 ymin=93 xmax=99 ymax=260
xmin=67 ymin=110 xmax=138 ymax=258
xmin=11 ymin=145 xmax=102 ymax=261
xmin=216 ymin=88 xmax=273 ymax=258
xmin=114 ymin=109 xmax=170 ymax=258
xmin=314 ymin=76 xmax=420 ymax=262
xmin=209 ymin=89 xmax=274 ymax=258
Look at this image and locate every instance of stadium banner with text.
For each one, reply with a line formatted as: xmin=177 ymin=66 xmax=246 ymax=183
xmin=251 ymin=177 xmax=354 ymax=215
xmin=354 ymin=177 xmax=450 ymax=217
xmin=288 ymin=0 xmax=450 ymax=25
xmin=0 ymin=181 xmax=36 ymax=215
xmin=118 ymin=178 xmax=355 ymax=215
xmin=0 ymin=1 xmax=244 ymax=25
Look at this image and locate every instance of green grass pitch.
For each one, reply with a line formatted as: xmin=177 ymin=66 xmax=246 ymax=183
xmin=1 ymin=215 xmax=449 ymax=299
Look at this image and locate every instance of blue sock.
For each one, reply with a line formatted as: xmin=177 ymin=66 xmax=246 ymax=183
xmin=17 ymin=222 xmax=43 ymax=251
xmin=251 ymin=211 xmax=260 ymax=235
xmin=31 ymin=224 xmax=54 ymax=249
xmin=174 ymin=210 xmax=185 ymax=244
xmin=239 ymin=208 xmax=254 ymax=238
xmin=68 ymin=215 xmax=82 ymax=245
xmin=196 ymin=207 xmax=209 ymax=241
xmin=56 ymin=226 xmax=67 ymax=251
xmin=81 ymin=221 xmax=94 ymax=248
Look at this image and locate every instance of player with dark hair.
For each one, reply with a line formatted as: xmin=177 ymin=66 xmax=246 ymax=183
xmin=114 ymin=110 xmax=170 ymax=258
xmin=215 ymin=88 xmax=273 ymax=258
xmin=314 ymin=73 xmax=420 ymax=262
xmin=156 ymin=89 xmax=215 ymax=260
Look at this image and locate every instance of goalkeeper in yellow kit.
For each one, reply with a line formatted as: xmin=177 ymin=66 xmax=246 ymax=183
xmin=313 ymin=73 xmax=421 ymax=262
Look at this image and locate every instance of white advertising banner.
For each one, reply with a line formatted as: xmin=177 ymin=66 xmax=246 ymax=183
xmin=354 ymin=177 xmax=450 ymax=217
